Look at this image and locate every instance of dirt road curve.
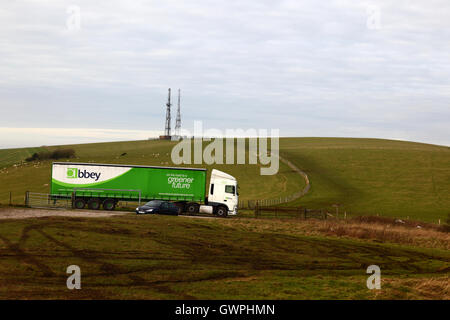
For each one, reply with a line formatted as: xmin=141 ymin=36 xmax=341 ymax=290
xmin=0 ymin=207 xmax=128 ymax=219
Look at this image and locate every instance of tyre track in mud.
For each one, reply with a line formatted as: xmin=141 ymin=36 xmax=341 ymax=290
xmin=259 ymin=233 xmax=450 ymax=274
xmin=15 ymin=222 xmax=226 ymax=298
xmin=34 ymin=227 xmax=212 ymax=299
xmin=0 ymin=233 xmax=55 ymax=277
xmin=0 ymin=221 xmax=194 ymax=298
xmin=1 ymin=214 xmax=448 ymax=298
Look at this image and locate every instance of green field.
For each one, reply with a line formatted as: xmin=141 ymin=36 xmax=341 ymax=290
xmin=1 ymin=137 xmax=449 ymax=222
xmin=0 ymin=147 xmax=42 ymax=169
xmin=280 ymin=138 xmax=449 ymax=222
xmin=0 ymin=212 xmax=448 ymax=299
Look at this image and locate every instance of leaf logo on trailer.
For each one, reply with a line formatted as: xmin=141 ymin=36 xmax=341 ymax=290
xmin=67 ymin=168 xmax=101 ymax=181
xmin=67 ymin=168 xmax=78 ymax=178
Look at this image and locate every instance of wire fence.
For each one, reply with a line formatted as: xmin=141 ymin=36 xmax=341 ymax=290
xmin=25 ymin=192 xmax=72 ymax=209
xmin=239 ymin=156 xmax=310 ymax=209
xmin=252 ymin=205 xmax=327 ymax=219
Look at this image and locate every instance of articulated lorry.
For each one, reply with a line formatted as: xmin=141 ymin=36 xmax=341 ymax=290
xmin=51 ymin=162 xmax=238 ymax=217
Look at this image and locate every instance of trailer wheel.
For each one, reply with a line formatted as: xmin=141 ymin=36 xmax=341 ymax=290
xmin=103 ymin=199 xmax=115 ymax=211
xmin=216 ymin=206 xmax=228 ymax=218
xmin=87 ymin=198 xmax=101 ymax=210
xmin=74 ymin=198 xmax=86 ymax=209
xmin=186 ymin=203 xmax=198 ymax=214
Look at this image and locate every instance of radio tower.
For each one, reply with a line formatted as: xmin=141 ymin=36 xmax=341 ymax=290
xmin=164 ymin=88 xmax=171 ymax=137
xmin=175 ymin=89 xmax=181 ymax=137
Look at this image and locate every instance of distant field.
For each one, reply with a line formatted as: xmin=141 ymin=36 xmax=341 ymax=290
xmin=0 ymin=211 xmax=448 ymax=299
xmin=0 ymin=147 xmax=42 ymax=169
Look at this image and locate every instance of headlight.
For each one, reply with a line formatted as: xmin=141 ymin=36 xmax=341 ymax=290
xmin=136 ymin=207 xmax=139 ymax=211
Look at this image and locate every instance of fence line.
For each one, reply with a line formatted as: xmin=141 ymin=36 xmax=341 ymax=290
xmin=25 ymin=192 xmax=72 ymax=209
xmin=1 ymin=188 xmax=446 ymax=226
xmin=252 ymin=205 xmax=326 ymax=219
xmin=239 ymin=155 xmax=310 ymax=209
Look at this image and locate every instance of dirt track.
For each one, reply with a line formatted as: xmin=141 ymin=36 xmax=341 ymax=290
xmin=0 ymin=207 xmax=128 ymax=219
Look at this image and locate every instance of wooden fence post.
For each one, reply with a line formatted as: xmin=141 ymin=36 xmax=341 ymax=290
xmin=24 ymin=191 xmax=29 ymax=206
xmin=71 ymin=191 xmax=75 ymax=209
xmin=9 ymin=191 xmax=12 ymax=206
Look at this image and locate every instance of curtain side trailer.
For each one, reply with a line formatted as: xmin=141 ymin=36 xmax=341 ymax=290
xmin=50 ymin=162 xmax=238 ymax=217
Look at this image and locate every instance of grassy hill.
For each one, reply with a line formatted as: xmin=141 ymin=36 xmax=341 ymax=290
xmin=281 ymin=138 xmax=450 ymax=222
xmin=0 ymin=147 xmax=42 ymax=169
xmin=0 ymin=139 xmax=303 ymax=205
xmin=0 ymin=137 xmax=448 ymax=300
xmin=0 ymin=137 xmax=449 ymax=222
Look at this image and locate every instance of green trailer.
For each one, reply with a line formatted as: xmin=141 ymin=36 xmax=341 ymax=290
xmin=50 ymin=162 xmax=239 ymax=216
xmin=51 ymin=162 xmax=207 ymax=210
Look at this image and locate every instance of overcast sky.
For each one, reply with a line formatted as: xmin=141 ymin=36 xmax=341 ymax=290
xmin=0 ymin=0 xmax=449 ymax=148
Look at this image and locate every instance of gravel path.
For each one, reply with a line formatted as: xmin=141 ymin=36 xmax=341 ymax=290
xmin=0 ymin=207 xmax=128 ymax=219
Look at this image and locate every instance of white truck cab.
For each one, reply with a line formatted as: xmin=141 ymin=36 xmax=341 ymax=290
xmin=206 ymin=169 xmax=238 ymax=215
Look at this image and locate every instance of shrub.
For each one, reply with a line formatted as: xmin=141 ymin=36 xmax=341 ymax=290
xmin=50 ymin=148 xmax=75 ymax=159
xmin=26 ymin=148 xmax=76 ymax=162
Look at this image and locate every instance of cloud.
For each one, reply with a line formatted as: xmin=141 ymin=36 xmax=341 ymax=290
xmin=0 ymin=127 xmax=162 ymax=149
xmin=0 ymin=0 xmax=449 ymax=147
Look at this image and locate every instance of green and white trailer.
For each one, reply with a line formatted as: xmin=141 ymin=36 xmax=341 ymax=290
xmin=51 ymin=162 xmax=238 ymax=216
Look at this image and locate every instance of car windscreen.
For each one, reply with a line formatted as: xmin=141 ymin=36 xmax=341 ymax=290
xmin=145 ymin=200 xmax=163 ymax=207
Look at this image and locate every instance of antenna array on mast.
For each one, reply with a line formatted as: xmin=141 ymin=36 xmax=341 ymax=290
xmin=175 ymin=89 xmax=181 ymax=137
xmin=164 ymin=88 xmax=171 ymax=137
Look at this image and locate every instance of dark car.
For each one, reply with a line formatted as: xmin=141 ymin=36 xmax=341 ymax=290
xmin=136 ymin=200 xmax=180 ymax=215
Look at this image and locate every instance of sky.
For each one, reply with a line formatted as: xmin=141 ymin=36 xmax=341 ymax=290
xmin=0 ymin=0 xmax=449 ymax=148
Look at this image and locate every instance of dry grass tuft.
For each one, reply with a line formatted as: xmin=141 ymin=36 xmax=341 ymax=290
xmin=316 ymin=219 xmax=450 ymax=249
xmin=380 ymin=277 xmax=449 ymax=300
xmin=217 ymin=215 xmax=450 ymax=250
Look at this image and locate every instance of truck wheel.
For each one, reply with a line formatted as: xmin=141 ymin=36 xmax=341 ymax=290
xmin=216 ymin=206 xmax=228 ymax=218
xmin=74 ymin=198 xmax=86 ymax=209
xmin=103 ymin=199 xmax=115 ymax=211
xmin=88 ymin=198 xmax=101 ymax=210
xmin=186 ymin=203 xmax=198 ymax=214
